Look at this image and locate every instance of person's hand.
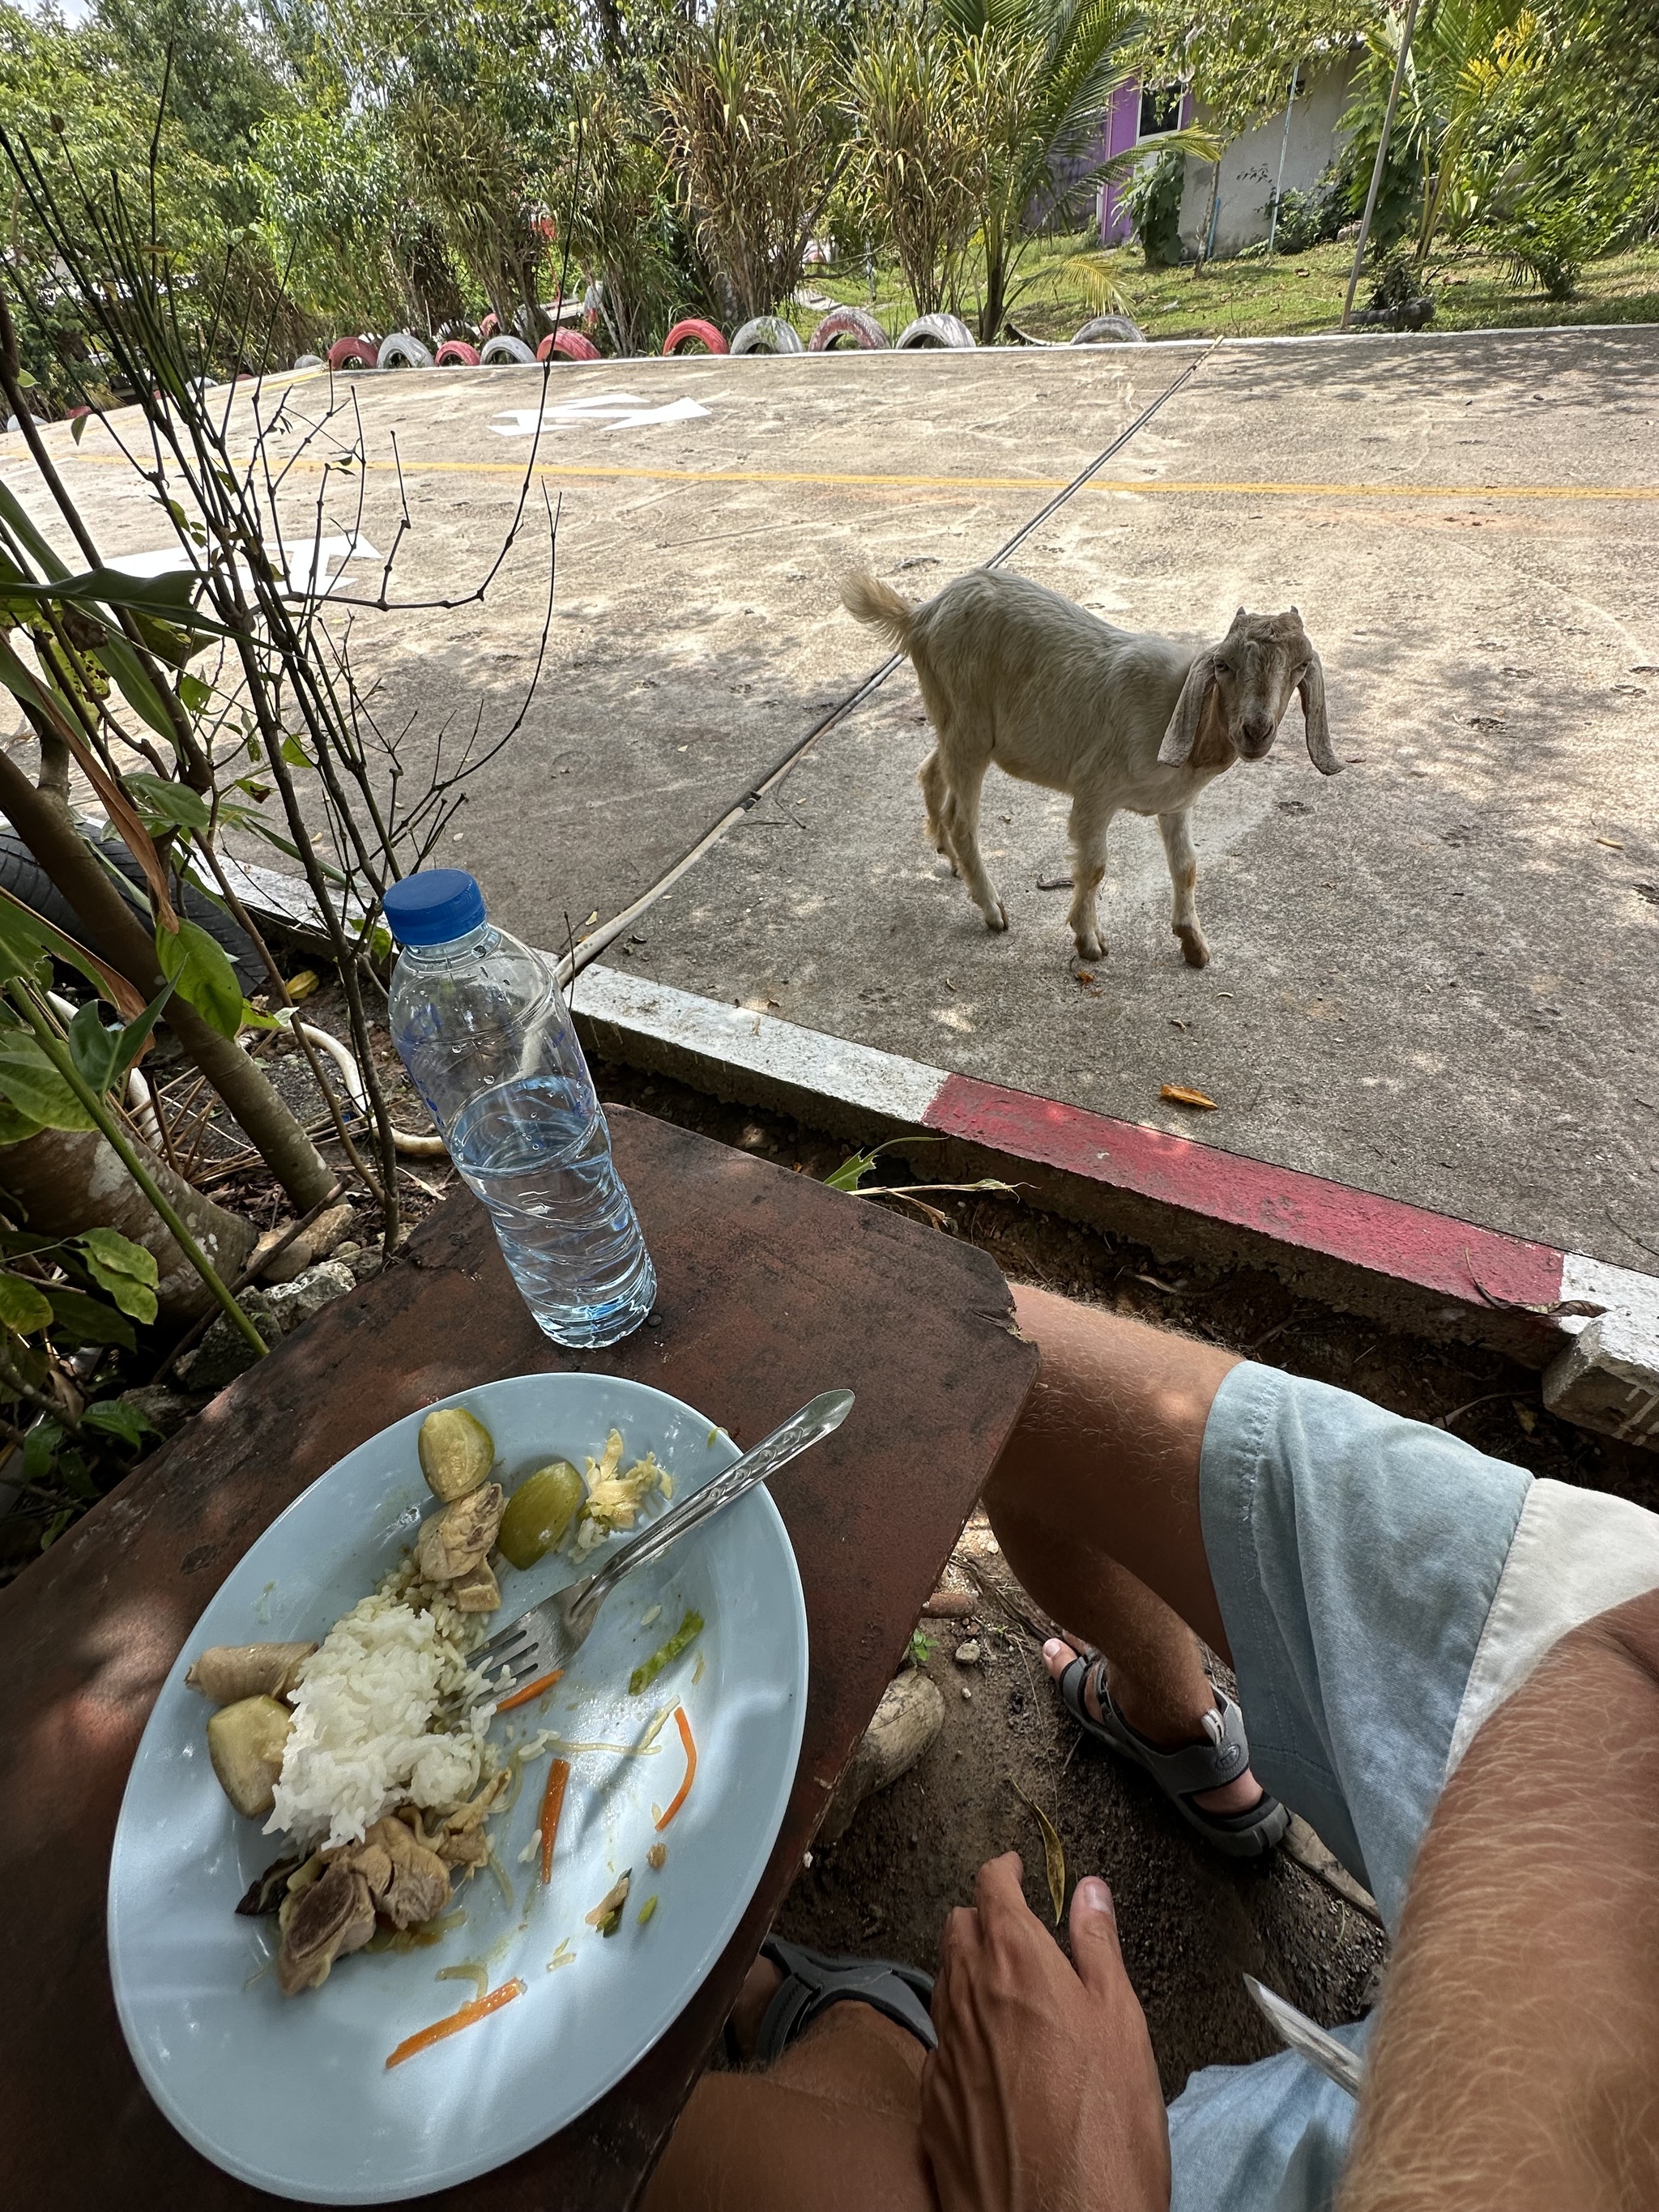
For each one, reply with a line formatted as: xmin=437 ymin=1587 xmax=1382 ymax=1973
xmin=920 ymin=1853 xmax=1170 ymax=2212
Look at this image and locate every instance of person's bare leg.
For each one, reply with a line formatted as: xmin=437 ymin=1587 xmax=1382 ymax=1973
xmin=985 ymin=1283 xmax=1262 ymax=1816
xmin=641 ymin=1955 xmax=935 ymax=2212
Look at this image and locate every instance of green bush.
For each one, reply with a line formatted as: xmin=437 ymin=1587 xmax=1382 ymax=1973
xmin=1124 ymin=145 xmax=1187 ymax=267
xmin=1269 ymin=167 xmax=1346 ymax=254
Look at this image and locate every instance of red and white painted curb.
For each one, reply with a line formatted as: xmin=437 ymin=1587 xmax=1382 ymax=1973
xmin=575 ymin=967 xmax=1659 ymax=1449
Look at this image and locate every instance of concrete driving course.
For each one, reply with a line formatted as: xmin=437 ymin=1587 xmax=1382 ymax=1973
xmin=13 ymin=326 xmax=1658 ymax=1283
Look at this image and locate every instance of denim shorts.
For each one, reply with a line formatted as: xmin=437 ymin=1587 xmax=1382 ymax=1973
xmin=1165 ymin=1362 xmax=1533 ymax=2212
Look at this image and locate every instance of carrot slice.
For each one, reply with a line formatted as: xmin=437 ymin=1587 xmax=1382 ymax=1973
xmin=655 ymin=1706 xmax=697 ymax=1831
xmin=497 ymin=1668 xmax=564 ymax=1715
xmin=539 ymin=1757 xmax=571 ymax=1885
xmin=385 ymin=1978 xmax=525 ymax=2069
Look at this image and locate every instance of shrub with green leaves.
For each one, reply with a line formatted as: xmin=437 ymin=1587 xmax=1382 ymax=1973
xmin=1124 ymin=145 xmax=1188 ymax=266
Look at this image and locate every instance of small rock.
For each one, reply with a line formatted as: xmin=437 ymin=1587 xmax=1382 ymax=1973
xmin=953 ymin=1639 xmax=980 ymax=1667
xmin=922 ymin=1590 xmax=975 ymax=1619
xmin=117 ymin=1383 xmax=199 ymax=1439
xmin=263 ymin=1259 xmax=356 ymax=1333
xmin=961 ymin=1686 xmax=973 ymax=1702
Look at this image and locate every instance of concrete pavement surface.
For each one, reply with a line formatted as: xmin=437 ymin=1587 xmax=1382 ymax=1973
xmin=5 ymin=328 xmax=1656 ymax=1271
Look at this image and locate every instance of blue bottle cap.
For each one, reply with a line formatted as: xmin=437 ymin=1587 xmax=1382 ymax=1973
xmin=382 ymin=870 xmax=488 ymax=946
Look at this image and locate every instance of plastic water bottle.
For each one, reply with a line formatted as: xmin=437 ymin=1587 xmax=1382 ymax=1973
xmin=382 ymin=870 xmax=655 ymax=1349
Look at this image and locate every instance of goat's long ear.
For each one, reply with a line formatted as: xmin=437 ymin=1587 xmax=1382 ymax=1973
xmin=1299 ymin=648 xmax=1340 ymax=775
xmin=1158 ymin=652 xmax=1215 ymax=766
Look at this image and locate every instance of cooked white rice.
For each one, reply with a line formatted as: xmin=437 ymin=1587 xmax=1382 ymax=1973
xmin=267 ymin=1592 xmax=492 ymax=1850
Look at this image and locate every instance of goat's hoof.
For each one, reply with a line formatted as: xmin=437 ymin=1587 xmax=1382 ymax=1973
xmin=985 ymin=902 xmax=1009 ymax=933
xmin=1176 ymin=927 xmax=1210 ymax=970
xmin=1073 ymin=935 xmax=1104 ymax=963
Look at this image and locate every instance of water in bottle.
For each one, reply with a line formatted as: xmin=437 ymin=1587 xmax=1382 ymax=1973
xmin=382 ymin=870 xmax=655 ymax=1348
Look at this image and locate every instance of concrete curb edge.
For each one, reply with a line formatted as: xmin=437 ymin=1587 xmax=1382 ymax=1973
xmin=574 ymin=965 xmax=1659 ymax=1450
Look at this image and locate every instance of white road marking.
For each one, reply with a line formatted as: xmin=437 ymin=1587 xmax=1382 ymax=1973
xmin=105 ymin=532 xmax=382 ymax=595
xmin=491 ymin=393 xmax=712 ymax=437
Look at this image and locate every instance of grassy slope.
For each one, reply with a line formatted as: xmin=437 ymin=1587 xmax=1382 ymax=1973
xmin=795 ymin=236 xmax=1659 ymax=345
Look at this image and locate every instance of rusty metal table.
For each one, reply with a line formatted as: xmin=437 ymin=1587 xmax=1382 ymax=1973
xmin=0 ymin=1107 xmax=1037 ymax=2209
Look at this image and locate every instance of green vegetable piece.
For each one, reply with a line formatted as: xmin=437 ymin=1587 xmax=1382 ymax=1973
xmin=497 ymin=1460 xmax=585 ymax=1571
xmin=637 ymin=1894 xmax=659 ymax=1926
xmin=418 ymin=1407 xmax=496 ymax=1502
xmin=629 ymin=1609 xmax=705 ymax=1697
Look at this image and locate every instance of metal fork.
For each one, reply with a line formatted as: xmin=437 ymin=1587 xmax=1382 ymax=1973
xmin=468 ymin=1387 xmax=854 ymax=1709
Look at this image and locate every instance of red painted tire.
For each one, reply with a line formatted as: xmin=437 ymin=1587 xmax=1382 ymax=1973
xmin=662 ymin=318 xmax=729 ymax=356
xmin=808 ymin=306 xmax=889 ymax=352
xmin=326 ymin=335 xmax=378 ymax=370
xmin=433 ymin=339 xmax=482 ymax=366
xmin=538 ymin=330 xmax=601 ymax=362
xmin=480 ymin=313 xmax=499 ymax=340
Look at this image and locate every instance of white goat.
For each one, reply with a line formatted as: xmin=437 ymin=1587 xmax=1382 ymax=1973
xmin=842 ymin=568 xmax=1337 ymax=968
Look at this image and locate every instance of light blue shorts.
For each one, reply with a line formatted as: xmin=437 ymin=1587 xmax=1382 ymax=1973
xmin=1166 ymin=1362 xmax=1533 ymax=2212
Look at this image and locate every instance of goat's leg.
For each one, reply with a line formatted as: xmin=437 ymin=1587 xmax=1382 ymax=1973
xmin=917 ymin=749 xmax=955 ymax=870
xmin=940 ymin=761 xmax=1008 ymax=932
xmin=1158 ymin=809 xmax=1209 ymax=968
xmin=1065 ymin=795 xmax=1115 ymax=962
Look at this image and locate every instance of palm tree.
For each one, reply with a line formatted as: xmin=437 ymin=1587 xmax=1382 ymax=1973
xmin=939 ymin=0 xmax=1154 ymax=341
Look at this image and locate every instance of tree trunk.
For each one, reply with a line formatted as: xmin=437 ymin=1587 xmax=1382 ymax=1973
xmin=0 ymin=749 xmax=335 ymax=1212
xmin=0 ymin=1124 xmax=258 ymax=1320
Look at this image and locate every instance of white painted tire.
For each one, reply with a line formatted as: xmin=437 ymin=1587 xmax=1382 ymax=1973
xmin=292 ymin=354 xmax=324 ymax=370
xmin=377 ymin=332 xmax=434 ymax=369
xmin=731 ymin=316 xmax=806 ymax=356
xmin=480 ymin=335 xmax=536 ymax=364
xmin=1072 ymin=315 xmax=1145 ymax=346
xmin=896 ymin=313 xmax=975 ymax=350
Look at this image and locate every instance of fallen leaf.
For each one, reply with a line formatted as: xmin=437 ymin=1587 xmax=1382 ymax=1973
xmin=1075 ymin=970 xmax=1095 ymax=986
xmin=1013 ymin=1783 xmax=1066 ymax=1925
xmin=1161 ymin=1083 xmax=1218 ymax=1110
xmin=1595 ymin=837 xmax=1623 ymax=850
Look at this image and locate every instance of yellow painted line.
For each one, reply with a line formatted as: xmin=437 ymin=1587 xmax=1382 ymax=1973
xmin=31 ymin=446 xmax=1659 ymax=503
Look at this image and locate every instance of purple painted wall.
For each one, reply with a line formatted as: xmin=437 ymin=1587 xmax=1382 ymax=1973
xmin=1096 ymin=82 xmax=1195 ymax=244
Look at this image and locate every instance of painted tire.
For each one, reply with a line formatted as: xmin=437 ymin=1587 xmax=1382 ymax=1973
xmin=730 ymin=315 xmax=805 ymax=356
xmin=480 ymin=313 xmax=499 ymax=341
xmin=377 ymin=332 xmax=434 ymax=369
xmin=808 ymin=305 xmax=889 ymax=352
xmin=538 ymin=330 xmax=601 ymax=362
xmin=434 ymin=339 xmax=481 ymax=366
xmin=1072 ymin=314 xmax=1145 ymax=346
xmin=480 ymin=334 xmax=536 ymax=364
xmin=895 ymin=313 xmax=975 ymax=351
xmin=326 ymin=335 xmax=379 ymax=370
xmin=292 ymin=353 xmax=324 ymax=371
xmin=663 ymin=318 xmax=729 ymax=356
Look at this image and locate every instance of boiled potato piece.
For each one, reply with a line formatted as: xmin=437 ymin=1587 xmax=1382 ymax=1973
xmin=207 ymin=1694 xmax=292 ymax=1819
xmin=418 ymin=1407 xmax=496 ymax=1502
xmin=497 ymin=1460 xmax=585 ymax=1571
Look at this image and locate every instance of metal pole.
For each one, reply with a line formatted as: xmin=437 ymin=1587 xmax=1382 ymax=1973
xmin=1268 ymin=63 xmax=1302 ymax=254
xmin=1341 ymin=0 xmax=1422 ymax=329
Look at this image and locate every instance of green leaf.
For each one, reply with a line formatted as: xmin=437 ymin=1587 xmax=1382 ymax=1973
xmin=156 ymin=918 xmax=242 ymax=1038
xmin=70 ymin=411 xmax=92 ymax=446
xmin=0 ymin=1031 xmax=96 ymax=1130
xmin=280 ymin=735 xmax=313 ymax=768
xmin=110 ymin=981 xmax=177 ymax=1082
xmin=81 ymin=1399 xmax=155 ymax=1449
xmin=41 ymin=1285 xmax=136 ymax=1349
xmin=0 ymin=1270 xmax=53 ymax=1333
xmin=75 ymin=1229 xmax=159 ymax=1323
xmin=0 ymin=1097 xmax=44 ymax=1144
xmin=66 ymin=999 xmax=122 ymax=1095
xmin=177 ymin=672 xmax=212 ymax=712
xmin=824 ymin=1136 xmax=939 ymax=1194
xmin=125 ymin=772 xmax=211 ymax=833
xmin=23 ymin=1417 xmax=63 ymax=1483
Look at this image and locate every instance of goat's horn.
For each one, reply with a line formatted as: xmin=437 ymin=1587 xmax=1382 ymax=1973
xmin=1299 ymin=648 xmax=1341 ymax=775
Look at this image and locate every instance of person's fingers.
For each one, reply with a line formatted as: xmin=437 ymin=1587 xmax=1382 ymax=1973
xmin=974 ymin=1850 xmax=1034 ymax=1924
xmin=1068 ymin=1875 xmax=1128 ymax=1999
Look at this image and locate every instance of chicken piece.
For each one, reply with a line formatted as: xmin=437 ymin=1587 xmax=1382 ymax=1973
xmin=363 ymin=1816 xmax=452 ymax=1927
xmin=186 ymin=1642 xmax=314 ymax=1703
xmin=451 ymin=1558 xmax=501 ymax=1613
xmin=416 ymin=1482 xmax=504 ymax=1583
xmin=427 ymin=1769 xmax=510 ymax=1870
xmin=277 ymin=1859 xmax=377 ymax=1995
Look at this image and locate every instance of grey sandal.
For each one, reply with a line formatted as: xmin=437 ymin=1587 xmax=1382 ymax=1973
xmin=1056 ymin=1648 xmax=1290 ymax=1859
xmin=753 ymin=1935 xmax=937 ymax=2061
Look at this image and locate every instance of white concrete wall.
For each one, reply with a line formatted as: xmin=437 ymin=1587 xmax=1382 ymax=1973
xmin=1178 ymin=54 xmax=1357 ymax=259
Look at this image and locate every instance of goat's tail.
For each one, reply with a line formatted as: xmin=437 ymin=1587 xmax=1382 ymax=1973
xmin=841 ymin=570 xmax=915 ymax=652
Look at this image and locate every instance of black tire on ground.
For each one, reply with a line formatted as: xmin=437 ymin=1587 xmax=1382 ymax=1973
xmin=0 ymin=833 xmax=262 ymax=991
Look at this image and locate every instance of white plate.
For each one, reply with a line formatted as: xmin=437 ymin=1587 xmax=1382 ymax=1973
xmin=108 ymin=1373 xmax=808 ymax=2203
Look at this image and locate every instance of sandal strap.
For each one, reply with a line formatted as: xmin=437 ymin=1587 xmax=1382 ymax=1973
xmin=754 ymin=1936 xmax=937 ymax=2062
xmin=1057 ymin=1652 xmax=1251 ymax=1799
